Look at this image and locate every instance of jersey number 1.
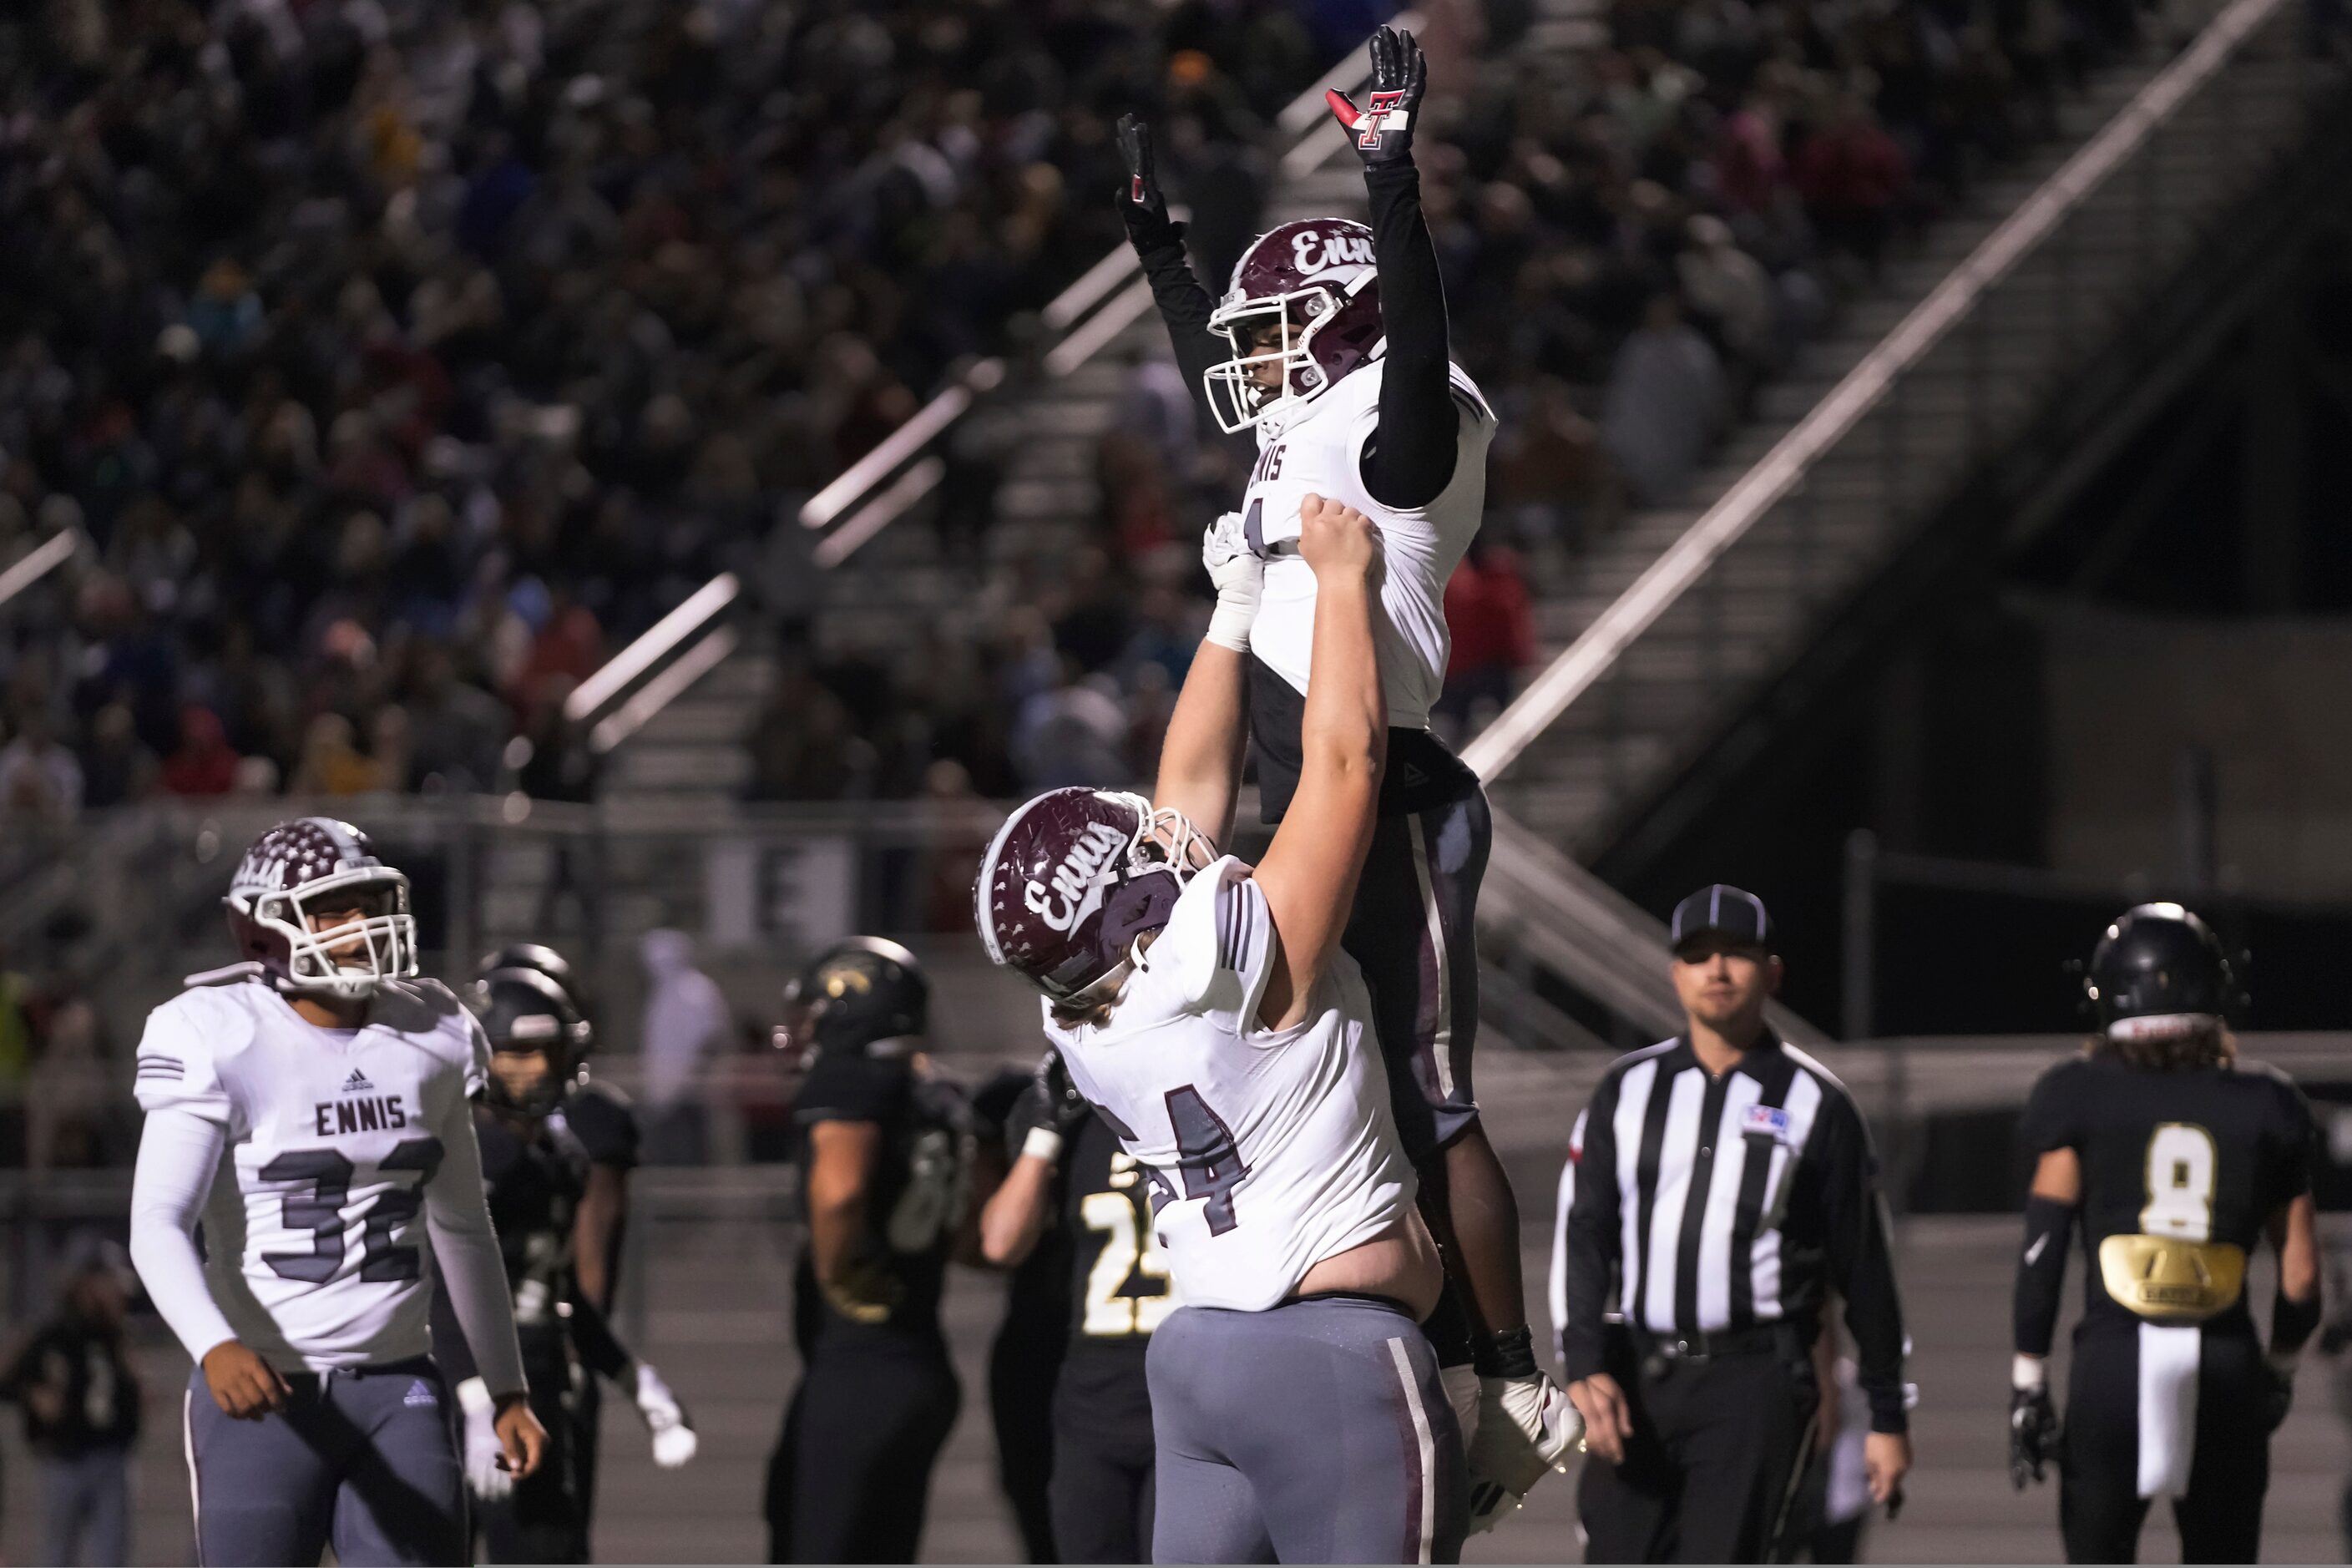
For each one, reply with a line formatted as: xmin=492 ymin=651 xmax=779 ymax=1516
xmin=260 ymin=1137 xmax=447 ymax=1283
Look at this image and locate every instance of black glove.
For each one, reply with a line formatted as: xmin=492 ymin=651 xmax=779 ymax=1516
xmin=1325 ymin=25 xmax=1426 ymax=167
xmin=2008 ymin=1385 xmax=2061 ymax=1490
xmin=1034 ymin=1048 xmax=1091 ymax=1139
xmin=1117 ymin=113 xmax=1181 ymax=250
xmin=2263 ymin=1360 xmax=2295 ymax=1433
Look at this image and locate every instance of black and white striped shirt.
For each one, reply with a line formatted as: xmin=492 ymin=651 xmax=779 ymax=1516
xmin=1554 ymin=1033 xmax=1911 ymax=1433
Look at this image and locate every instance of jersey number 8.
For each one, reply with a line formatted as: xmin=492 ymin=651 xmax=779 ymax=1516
xmin=2140 ymin=1122 xmax=2218 ymax=1244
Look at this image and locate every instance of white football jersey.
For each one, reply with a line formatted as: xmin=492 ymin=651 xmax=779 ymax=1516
xmin=1044 ymin=857 xmax=1417 ymax=1312
xmin=1244 ymin=357 xmax=1497 ymax=729
xmin=133 ymin=978 xmax=488 ymax=1371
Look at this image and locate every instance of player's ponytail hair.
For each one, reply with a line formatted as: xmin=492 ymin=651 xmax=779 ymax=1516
xmin=2087 ymin=1020 xmax=2236 ymax=1072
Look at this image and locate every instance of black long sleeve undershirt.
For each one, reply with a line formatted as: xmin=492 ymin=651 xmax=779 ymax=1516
xmin=1361 ymin=158 xmax=1458 ymax=510
xmin=1129 ymin=216 xmax=1227 ymax=422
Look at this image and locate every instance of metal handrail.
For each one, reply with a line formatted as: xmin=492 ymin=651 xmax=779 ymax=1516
xmin=0 ymin=529 xmax=84 ymax=610
xmin=1459 ymin=0 xmax=2293 ymax=786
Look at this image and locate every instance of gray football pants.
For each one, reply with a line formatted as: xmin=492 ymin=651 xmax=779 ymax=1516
xmin=1149 ymin=1296 xmax=1467 ymax=1564
xmin=184 ymin=1357 xmax=465 ymax=1566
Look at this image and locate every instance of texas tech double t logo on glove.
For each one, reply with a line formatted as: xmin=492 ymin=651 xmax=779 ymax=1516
xmin=1325 ymin=25 xmax=1425 ymax=164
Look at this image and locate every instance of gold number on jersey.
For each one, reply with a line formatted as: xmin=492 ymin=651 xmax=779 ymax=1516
xmin=2139 ymin=1122 xmax=2218 ymax=1242
xmin=1080 ymin=1189 xmax=1173 ymax=1338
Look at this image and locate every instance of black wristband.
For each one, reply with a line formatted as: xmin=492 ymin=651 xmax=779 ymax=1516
xmin=1474 ymin=1324 xmax=1540 ymax=1379
xmin=2275 ymin=1287 xmax=2323 ymax=1358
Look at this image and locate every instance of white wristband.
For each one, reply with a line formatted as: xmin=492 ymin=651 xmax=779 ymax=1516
xmin=1206 ymin=599 xmax=1255 ymax=652
xmin=1021 ymin=1125 xmax=1065 ymax=1163
xmin=2012 ymin=1354 xmax=2047 ymax=1391
xmin=457 ymin=1375 xmax=495 ymax=1415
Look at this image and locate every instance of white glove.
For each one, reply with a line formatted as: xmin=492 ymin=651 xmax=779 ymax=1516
xmin=1464 ymin=1371 xmax=1583 ymax=1535
xmin=1202 ymin=510 xmax=1263 ymax=651
xmin=457 ymin=1377 xmax=514 ymax=1502
xmin=634 ymin=1362 xmax=698 ymax=1469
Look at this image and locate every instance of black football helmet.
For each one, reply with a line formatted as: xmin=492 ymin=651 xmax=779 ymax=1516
xmin=476 ymin=943 xmax=593 ymax=1056
xmin=2086 ymin=903 xmax=2239 ymax=1041
xmin=472 ymin=967 xmax=593 ymax=1117
xmin=776 ymin=938 xmax=929 ymax=1065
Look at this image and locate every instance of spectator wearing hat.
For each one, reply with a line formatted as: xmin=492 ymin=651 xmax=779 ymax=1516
xmin=1550 ymin=885 xmax=1914 ymax=1561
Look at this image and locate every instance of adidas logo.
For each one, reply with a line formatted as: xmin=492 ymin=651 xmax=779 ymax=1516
xmin=341 ymin=1069 xmax=373 ymax=1095
xmin=402 ymin=1379 xmax=438 ymax=1408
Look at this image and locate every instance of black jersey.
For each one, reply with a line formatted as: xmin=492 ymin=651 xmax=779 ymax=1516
xmin=2020 ymin=1053 xmax=2316 ymax=1337
xmin=559 ymin=1079 xmax=640 ymax=1171
xmin=475 ymin=1109 xmax=592 ymax=1346
xmin=793 ymin=1053 xmax=972 ymax=1345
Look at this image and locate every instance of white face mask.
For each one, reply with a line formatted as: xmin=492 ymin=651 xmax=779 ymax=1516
xmin=1201 ymin=280 xmax=1366 ymax=434
xmin=245 ymin=873 xmax=418 ymax=999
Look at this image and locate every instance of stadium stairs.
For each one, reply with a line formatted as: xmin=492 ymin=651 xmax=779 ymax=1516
xmin=1468 ymin=0 xmax=2347 ymax=1039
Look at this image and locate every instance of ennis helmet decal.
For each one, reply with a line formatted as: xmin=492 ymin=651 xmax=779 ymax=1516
xmin=1027 ymin=820 xmax=1131 ymax=933
xmin=975 ymin=788 xmax=1206 ymax=1004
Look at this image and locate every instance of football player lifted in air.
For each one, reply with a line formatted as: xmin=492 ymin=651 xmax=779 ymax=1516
xmin=127 ymin=818 xmax=545 ymax=1567
xmin=437 ymin=964 xmax=695 ymax=1565
xmin=764 ymin=938 xmax=976 ymax=1565
xmin=979 ymin=1046 xmax=1176 ymax=1563
xmin=2011 ymin=905 xmax=2323 ymax=1563
xmin=1117 ymin=25 xmax=1576 ymax=1527
xmin=980 ymin=494 xmax=1518 ymax=1563
xmin=474 ymin=942 xmax=641 ymax=1544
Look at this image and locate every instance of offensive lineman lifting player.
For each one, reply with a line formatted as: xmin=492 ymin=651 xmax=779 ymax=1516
xmin=979 ymin=493 xmax=1485 ymax=1562
xmin=127 ymin=818 xmax=545 ymax=1566
xmin=1118 ymin=25 xmax=1576 ymax=1524
xmin=2009 ymin=904 xmax=2324 ymax=1563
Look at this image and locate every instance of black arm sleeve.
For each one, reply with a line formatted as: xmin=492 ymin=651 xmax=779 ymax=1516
xmin=1361 ymin=159 xmax=1459 ymax=510
xmin=1815 ymin=1095 xmax=1910 ymax=1434
xmin=1130 ymin=218 xmax=1227 ymax=422
xmin=429 ymin=1278 xmax=480 ymax=1384
xmin=2014 ymin=1194 xmax=2075 ymax=1357
xmin=1560 ymin=1078 xmax=1624 ymax=1383
xmin=566 ymin=1286 xmax=636 ymax=1384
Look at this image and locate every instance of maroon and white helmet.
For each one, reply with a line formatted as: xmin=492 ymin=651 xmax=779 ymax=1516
xmin=975 ymin=788 xmax=1210 ymax=1006
xmin=1204 ymin=218 xmax=1387 ymax=434
xmin=224 ymin=817 xmax=417 ymax=999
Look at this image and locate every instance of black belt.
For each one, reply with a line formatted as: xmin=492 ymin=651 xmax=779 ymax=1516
xmin=278 ymin=1354 xmax=438 ymax=1394
xmin=1630 ymin=1322 xmax=1792 ymax=1366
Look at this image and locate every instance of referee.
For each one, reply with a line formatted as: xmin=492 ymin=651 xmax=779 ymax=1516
xmin=1555 ymin=885 xmax=1913 ymax=1562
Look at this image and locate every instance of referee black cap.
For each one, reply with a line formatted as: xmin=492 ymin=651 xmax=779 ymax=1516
xmin=1669 ymin=884 xmax=1773 ymax=954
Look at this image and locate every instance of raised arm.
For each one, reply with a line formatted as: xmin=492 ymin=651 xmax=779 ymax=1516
xmin=1328 ymin=27 xmax=1458 ymax=509
xmin=1120 ymin=115 xmax=1226 ymax=414
xmin=1250 ymin=495 xmax=1384 ymax=1029
xmin=1152 ymin=515 xmax=1257 ymax=852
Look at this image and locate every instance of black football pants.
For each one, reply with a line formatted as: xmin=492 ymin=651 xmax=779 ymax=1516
xmin=766 ymin=1334 xmax=960 ymax=1564
xmin=1050 ymin=1395 xmax=1155 ymax=1564
xmin=1576 ymin=1336 xmax=1820 ymax=1563
xmin=2059 ymin=1326 xmax=2269 ymax=1564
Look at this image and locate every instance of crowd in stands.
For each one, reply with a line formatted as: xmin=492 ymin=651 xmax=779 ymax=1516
xmin=0 ymin=0 xmax=2166 ymax=845
xmin=0 ymin=0 xmax=1343 ymax=822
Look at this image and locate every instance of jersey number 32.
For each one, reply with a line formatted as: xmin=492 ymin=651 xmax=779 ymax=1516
xmin=260 ymin=1138 xmax=446 ymax=1283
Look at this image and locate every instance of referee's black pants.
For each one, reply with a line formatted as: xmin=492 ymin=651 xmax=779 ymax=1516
xmin=1577 ymin=1332 xmax=1819 ymax=1564
xmin=2058 ymin=1324 xmax=2269 ymax=1564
